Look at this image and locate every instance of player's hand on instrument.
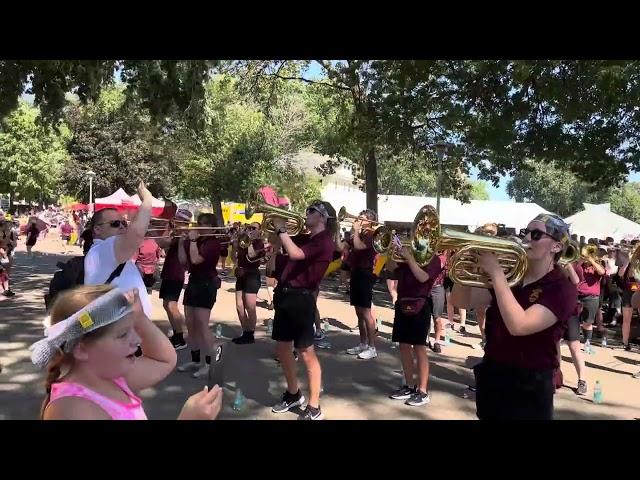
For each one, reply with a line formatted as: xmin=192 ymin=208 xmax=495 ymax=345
xmin=353 ymin=220 xmax=363 ymax=232
xmin=188 ymin=230 xmax=199 ymax=241
xmin=271 ymin=217 xmax=287 ymax=230
xmin=178 ymin=385 xmax=223 ymax=420
xmin=399 ymin=245 xmax=413 ymax=260
xmin=476 ymin=250 xmax=503 ymax=278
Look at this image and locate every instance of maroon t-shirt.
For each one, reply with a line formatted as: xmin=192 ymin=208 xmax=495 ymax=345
xmin=396 ymin=255 xmax=444 ymax=299
xmin=161 ymin=240 xmax=186 ymax=282
xmin=280 ymin=230 xmax=335 ymax=289
xmin=185 ymin=237 xmax=221 ymax=280
xmin=573 ymin=261 xmax=603 ymax=296
xmin=484 ymin=266 xmax=578 ymax=370
xmin=349 ymin=231 xmax=376 ymax=272
xmin=237 ymin=239 xmax=265 ymax=271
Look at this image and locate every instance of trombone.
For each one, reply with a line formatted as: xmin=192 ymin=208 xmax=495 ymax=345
xmin=145 ymin=220 xmax=231 ymax=240
xmin=245 ymin=191 xmax=306 ymax=236
xmin=338 ymin=207 xmax=384 ymax=234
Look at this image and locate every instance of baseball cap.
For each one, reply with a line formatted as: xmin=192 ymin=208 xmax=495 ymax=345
xmin=532 ymin=213 xmax=571 ymax=243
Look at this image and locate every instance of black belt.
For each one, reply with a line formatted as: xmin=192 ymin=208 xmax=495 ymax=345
xmin=280 ymin=287 xmax=315 ymax=295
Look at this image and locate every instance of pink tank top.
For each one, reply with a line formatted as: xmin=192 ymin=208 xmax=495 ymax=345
xmin=49 ymin=377 xmax=147 ymax=420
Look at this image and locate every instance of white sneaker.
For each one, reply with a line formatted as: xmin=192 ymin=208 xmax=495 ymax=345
xmin=357 ymin=346 xmax=378 ymax=360
xmin=177 ymin=361 xmax=200 ymax=372
xmin=347 ymin=343 xmax=367 ymax=355
xmin=192 ymin=364 xmax=210 ymax=378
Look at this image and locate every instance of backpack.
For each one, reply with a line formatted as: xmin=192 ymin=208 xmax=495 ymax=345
xmin=44 ymin=256 xmax=125 ymax=311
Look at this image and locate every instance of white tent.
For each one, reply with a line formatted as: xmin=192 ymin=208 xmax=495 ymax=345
xmin=321 ymin=190 xmax=549 ymax=232
xmin=94 ymin=188 xmax=132 ymax=206
xmin=128 ymin=193 xmax=166 ymax=210
xmin=564 ymin=203 xmax=640 ymax=242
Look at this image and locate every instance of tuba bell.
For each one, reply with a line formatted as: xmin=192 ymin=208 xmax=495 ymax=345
xmin=245 ymin=191 xmax=306 ymax=236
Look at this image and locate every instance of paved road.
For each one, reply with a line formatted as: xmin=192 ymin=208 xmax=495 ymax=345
xmin=1 ymin=237 xmax=639 ymax=420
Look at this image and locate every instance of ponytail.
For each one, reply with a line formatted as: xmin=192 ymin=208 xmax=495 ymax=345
xmin=40 ymin=349 xmax=69 ymax=419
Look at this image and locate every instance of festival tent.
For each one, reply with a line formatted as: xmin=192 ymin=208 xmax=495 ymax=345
xmin=564 ymin=203 xmax=640 ymax=242
xmin=94 ymin=188 xmax=134 ymax=212
xmin=128 ymin=194 xmax=171 ymax=217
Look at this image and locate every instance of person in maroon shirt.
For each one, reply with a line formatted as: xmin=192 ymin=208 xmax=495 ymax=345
xmin=267 ymin=200 xmax=336 ymax=420
xmin=232 ymin=222 xmax=265 ymax=345
xmin=157 ymin=236 xmax=188 ymax=350
xmin=387 ymin=246 xmax=444 ymax=406
xmin=342 ymin=209 xmax=379 ymax=360
xmin=450 ymin=213 xmax=578 ymax=420
xmin=176 ymin=213 xmax=223 ymax=379
xmin=428 ymin=252 xmax=448 ymax=353
xmin=615 ymin=248 xmax=637 ymax=351
xmin=135 ymin=238 xmax=161 ymax=293
xmin=571 ymin=253 xmax=605 ymax=351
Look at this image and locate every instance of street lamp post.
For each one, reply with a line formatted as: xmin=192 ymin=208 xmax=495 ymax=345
xmin=434 ymin=143 xmax=448 ymax=216
xmin=86 ymin=170 xmax=96 ymax=214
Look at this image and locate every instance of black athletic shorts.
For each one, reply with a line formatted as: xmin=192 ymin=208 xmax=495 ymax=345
xmin=385 ymin=268 xmax=399 ymax=281
xmin=183 ymin=277 xmax=218 ymax=310
xmin=563 ymin=314 xmax=581 ymax=342
xmin=622 ymin=288 xmax=634 ymax=308
xmin=235 ymin=270 xmax=261 ymax=294
xmin=392 ymin=297 xmax=432 ymax=346
xmin=443 ymin=276 xmax=454 ymax=292
xmin=430 ymin=284 xmax=445 ymax=319
xmin=159 ymin=279 xmax=183 ymax=302
xmin=350 ymin=268 xmax=376 ymax=308
xmin=142 ymin=273 xmax=156 ymax=288
xmin=474 ymin=360 xmax=554 ymax=420
xmin=578 ymin=295 xmax=599 ymax=325
xmin=272 ymin=288 xmax=316 ymax=349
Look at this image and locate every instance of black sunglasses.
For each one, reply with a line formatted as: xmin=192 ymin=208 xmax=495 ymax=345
xmin=246 ymin=226 xmax=258 ymax=231
xmin=520 ymin=228 xmax=556 ymax=242
xmin=98 ymin=220 xmax=127 ymax=229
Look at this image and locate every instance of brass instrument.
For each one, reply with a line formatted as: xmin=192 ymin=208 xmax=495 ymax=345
xmin=338 ymin=207 xmax=383 ymax=234
xmin=145 ymin=218 xmax=231 ymax=240
xmin=377 ymin=205 xmax=528 ymax=288
xmin=245 ymin=191 xmax=306 ymax=236
xmin=626 ymin=244 xmax=640 ymax=280
xmin=580 ymin=244 xmax=600 ymax=262
xmin=558 ymin=239 xmax=581 ymax=266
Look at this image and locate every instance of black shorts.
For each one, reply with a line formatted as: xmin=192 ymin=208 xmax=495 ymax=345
xmin=622 ymin=288 xmax=634 ymax=308
xmin=340 ymin=262 xmax=351 ymax=272
xmin=563 ymin=315 xmax=581 ymax=342
xmin=474 ymin=360 xmax=554 ymax=420
xmin=272 ymin=288 xmax=316 ymax=349
xmin=159 ymin=279 xmax=183 ymax=302
xmin=578 ymin=295 xmax=599 ymax=325
xmin=350 ymin=268 xmax=376 ymax=308
xmin=392 ymin=298 xmax=432 ymax=346
xmin=443 ymin=276 xmax=454 ymax=292
xmin=235 ymin=270 xmax=261 ymax=294
xmin=385 ymin=268 xmax=399 ymax=281
xmin=183 ymin=278 xmax=218 ymax=310
xmin=430 ymin=284 xmax=445 ymax=319
xmin=142 ymin=273 xmax=156 ymax=288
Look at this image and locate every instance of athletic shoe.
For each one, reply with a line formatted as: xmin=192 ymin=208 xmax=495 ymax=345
xmin=432 ymin=343 xmax=442 ymax=353
xmin=625 ymin=344 xmax=632 ymax=352
xmin=389 ymin=385 xmax=415 ymax=400
xmin=170 ymin=335 xmax=187 ymax=350
xmin=632 ymin=371 xmax=640 ymax=379
xmin=314 ymin=330 xmax=326 ymax=341
xmin=346 ymin=344 xmax=367 ymax=355
xmin=315 ymin=339 xmax=332 ymax=349
xmin=192 ymin=364 xmax=210 ymax=378
xmin=272 ymin=390 xmax=305 ymax=413
xmin=405 ymin=390 xmax=431 ymax=406
xmin=357 ymin=346 xmax=377 ymax=360
xmin=299 ymin=405 xmax=324 ymax=420
xmin=459 ymin=326 xmax=467 ymax=335
xmin=177 ymin=361 xmax=200 ymax=372
xmin=232 ymin=335 xmax=255 ymax=345
xmin=576 ymin=380 xmax=587 ymax=396
xmin=3 ymin=290 xmax=15 ymax=297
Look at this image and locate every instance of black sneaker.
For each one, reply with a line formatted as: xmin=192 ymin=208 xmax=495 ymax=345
xmin=433 ymin=343 xmax=442 ymax=353
xmin=405 ymin=390 xmax=431 ymax=406
xmin=389 ymin=385 xmax=415 ymax=400
xmin=459 ymin=326 xmax=466 ymax=335
xmin=170 ymin=335 xmax=187 ymax=350
xmin=625 ymin=344 xmax=632 ymax=352
xmin=576 ymin=380 xmax=587 ymax=396
xmin=299 ymin=405 xmax=324 ymax=420
xmin=3 ymin=290 xmax=15 ymax=297
xmin=272 ymin=390 xmax=305 ymax=413
xmin=232 ymin=335 xmax=255 ymax=345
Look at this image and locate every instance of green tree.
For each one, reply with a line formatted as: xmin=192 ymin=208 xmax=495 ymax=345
xmin=469 ymin=180 xmax=490 ymax=200
xmin=0 ymin=102 xmax=70 ymax=207
xmin=609 ymin=183 xmax=640 ymax=223
xmin=60 ymin=86 xmax=179 ymax=201
xmin=506 ymin=160 xmax=611 ymax=216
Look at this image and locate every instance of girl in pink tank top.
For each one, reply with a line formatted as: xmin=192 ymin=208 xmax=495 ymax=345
xmin=32 ymin=285 xmax=223 ymax=420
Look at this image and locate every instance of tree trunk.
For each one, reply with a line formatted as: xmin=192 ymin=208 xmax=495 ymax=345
xmin=364 ymin=147 xmax=378 ymax=213
xmin=211 ymin=194 xmax=224 ymax=227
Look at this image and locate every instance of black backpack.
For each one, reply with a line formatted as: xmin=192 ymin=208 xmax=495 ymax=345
xmin=44 ymin=256 xmax=125 ymax=310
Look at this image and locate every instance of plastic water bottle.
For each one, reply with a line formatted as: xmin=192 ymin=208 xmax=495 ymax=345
xmin=324 ymin=319 xmax=331 ymax=332
xmin=376 ymin=318 xmax=381 ymax=331
xmin=215 ymin=324 xmax=223 ymax=338
xmin=585 ymin=339 xmax=593 ymax=355
xmin=593 ymin=381 xmax=603 ymax=404
xmin=444 ymin=328 xmax=451 ymax=346
xmin=601 ymin=335 xmax=607 ymax=347
xmin=233 ymin=389 xmax=245 ymax=411
xmin=266 ymin=319 xmax=273 ymax=335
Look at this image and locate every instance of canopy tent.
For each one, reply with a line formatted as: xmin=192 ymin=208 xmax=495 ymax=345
xmin=94 ymin=188 xmax=133 ymax=212
xmin=564 ymin=203 xmax=640 ymax=242
xmin=321 ymin=190 xmax=550 ymax=232
xmin=128 ymin=194 xmax=171 ymax=217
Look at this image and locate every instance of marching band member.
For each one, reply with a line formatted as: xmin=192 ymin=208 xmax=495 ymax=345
xmin=232 ymin=221 xmax=265 ymax=345
xmin=616 ymin=248 xmax=636 ymax=351
xmin=0 ymin=212 xmax=17 ymax=297
xmin=450 ymin=214 xmax=577 ymax=420
xmin=387 ymin=244 xmax=445 ymax=406
xmin=267 ymin=201 xmax=336 ymax=420
xmin=176 ymin=213 xmax=224 ymax=378
xmin=344 ymin=209 xmax=379 ymax=360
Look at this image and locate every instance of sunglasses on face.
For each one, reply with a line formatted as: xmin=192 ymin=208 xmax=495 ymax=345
xmin=98 ymin=220 xmax=127 ymax=229
xmin=520 ymin=228 xmax=556 ymax=242
xmin=306 ymin=207 xmax=320 ymax=215
xmin=246 ymin=226 xmax=258 ymax=231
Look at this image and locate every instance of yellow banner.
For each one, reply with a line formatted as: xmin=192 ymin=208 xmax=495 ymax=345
xmin=221 ymin=202 xmax=263 ymax=224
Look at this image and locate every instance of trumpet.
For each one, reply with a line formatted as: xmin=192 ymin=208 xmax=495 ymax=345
xmin=383 ymin=205 xmax=528 ymax=288
xmin=245 ymin=191 xmax=306 ymax=236
xmin=373 ymin=228 xmax=421 ymax=264
xmin=580 ymin=244 xmax=601 ymax=262
xmin=557 ymin=240 xmax=582 ymax=266
xmin=338 ymin=207 xmax=383 ymax=234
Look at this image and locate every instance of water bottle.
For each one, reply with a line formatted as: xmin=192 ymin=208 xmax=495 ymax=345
xmin=593 ymin=381 xmax=603 ymax=404
xmin=585 ymin=339 xmax=593 ymax=355
xmin=444 ymin=329 xmax=451 ymax=346
xmin=215 ymin=324 xmax=222 ymax=338
xmin=324 ymin=319 xmax=331 ymax=332
xmin=233 ymin=389 xmax=245 ymax=411
xmin=376 ymin=318 xmax=381 ymax=331
xmin=266 ymin=319 xmax=273 ymax=335
xmin=602 ymin=335 xmax=607 ymax=347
